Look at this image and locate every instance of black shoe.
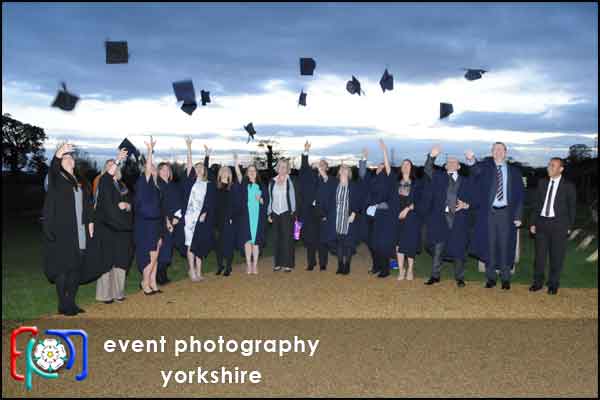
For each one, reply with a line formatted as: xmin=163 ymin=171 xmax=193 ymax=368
xmin=485 ymin=280 xmax=496 ymax=288
xmin=547 ymin=287 xmax=558 ymax=295
xmin=216 ymin=265 xmax=224 ymax=275
xmin=456 ymin=280 xmax=465 ymax=288
xmin=529 ymin=284 xmax=543 ymax=292
xmin=320 ymin=266 xmax=327 ymax=271
xmin=224 ymin=267 xmax=231 ymax=277
xmin=501 ymin=281 xmax=511 ymax=290
xmin=306 ymin=265 xmax=315 ymax=271
xmin=377 ymin=271 xmax=390 ymax=278
xmin=63 ymin=307 xmax=78 ymax=316
xmin=336 ymin=262 xmax=343 ymax=274
xmin=344 ymin=263 xmax=351 ymax=275
xmin=103 ymin=300 xmax=114 ymax=304
xmin=424 ymin=277 xmax=440 ymax=285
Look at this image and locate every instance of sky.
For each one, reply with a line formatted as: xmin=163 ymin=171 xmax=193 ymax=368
xmin=2 ymin=2 xmax=598 ymax=167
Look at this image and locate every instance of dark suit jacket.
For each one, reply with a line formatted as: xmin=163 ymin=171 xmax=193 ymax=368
xmin=530 ymin=177 xmax=576 ymax=229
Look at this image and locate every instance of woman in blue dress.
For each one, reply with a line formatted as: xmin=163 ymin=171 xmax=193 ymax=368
xmin=178 ymin=137 xmax=216 ymax=281
xmin=234 ymin=156 xmax=268 ymax=275
xmin=392 ymin=159 xmax=424 ymax=281
xmin=134 ymin=136 xmax=163 ymax=295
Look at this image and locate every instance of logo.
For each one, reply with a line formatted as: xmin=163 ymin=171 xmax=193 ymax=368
xmin=10 ymin=326 xmax=88 ymax=390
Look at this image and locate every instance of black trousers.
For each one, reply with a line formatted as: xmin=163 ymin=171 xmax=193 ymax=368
xmin=485 ymin=207 xmax=512 ymax=283
xmin=431 ymin=242 xmax=465 ymax=281
xmin=336 ymin=234 xmax=353 ymax=264
xmin=55 ymin=268 xmax=80 ymax=313
xmin=534 ymin=217 xmax=568 ymax=289
xmin=374 ymin=251 xmax=389 ymax=275
xmin=272 ymin=212 xmax=294 ymax=268
xmin=306 ymin=209 xmax=328 ymax=268
xmin=215 ymin=228 xmax=233 ymax=271
xmin=367 ymin=216 xmax=377 ymax=271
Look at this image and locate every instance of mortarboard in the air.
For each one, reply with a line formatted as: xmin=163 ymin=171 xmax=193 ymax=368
xmin=346 ymin=76 xmax=363 ymax=96
xmin=51 ymin=83 xmax=79 ymax=111
xmin=379 ymin=69 xmax=394 ymax=92
xmin=118 ymin=138 xmax=140 ymax=160
xmin=463 ymin=68 xmax=487 ymax=81
xmin=200 ymin=90 xmax=211 ymax=106
xmin=299 ymin=58 xmax=316 ymax=76
xmin=298 ymin=90 xmax=307 ymax=106
xmin=440 ymin=102 xmax=454 ymax=119
xmin=244 ymin=123 xmax=256 ymax=143
xmin=172 ymin=80 xmax=197 ymax=115
xmin=105 ymin=41 xmax=129 ymax=64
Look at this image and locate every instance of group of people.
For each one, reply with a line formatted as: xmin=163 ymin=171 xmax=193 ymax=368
xmin=42 ymin=137 xmax=576 ymax=316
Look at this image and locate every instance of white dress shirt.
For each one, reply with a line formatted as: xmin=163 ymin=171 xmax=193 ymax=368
xmin=541 ymin=175 xmax=562 ymax=218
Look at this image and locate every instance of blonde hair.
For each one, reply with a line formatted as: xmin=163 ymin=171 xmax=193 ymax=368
xmin=217 ymin=166 xmax=233 ymax=190
xmin=194 ymin=162 xmax=208 ymax=181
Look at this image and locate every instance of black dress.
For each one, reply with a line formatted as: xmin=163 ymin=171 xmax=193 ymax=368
xmin=86 ymin=173 xmax=133 ymax=280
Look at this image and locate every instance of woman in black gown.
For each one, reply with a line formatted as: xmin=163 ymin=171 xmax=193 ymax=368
xmin=42 ymin=142 xmax=94 ymax=316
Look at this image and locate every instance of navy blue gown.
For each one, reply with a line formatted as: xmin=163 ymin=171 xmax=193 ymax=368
xmin=366 ymin=170 xmax=399 ymax=259
xmin=421 ymin=170 xmax=475 ymax=261
xmin=134 ymin=174 xmax=162 ymax=272
xmin=178 ymin=168 xmax=216 ymax=259
xmin=215 ymin=182 xmax=239 ymax=260
xmin=391 ymin=179 xmax=424 ymax=258
xmin=157 ymin=177 xmax=184 ymax=266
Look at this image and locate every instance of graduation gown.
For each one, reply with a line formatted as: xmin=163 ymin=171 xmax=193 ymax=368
xmin=86 ymin=174 xmax=133 ymax=280
xmin=391 ymin=179 xmax=425 ymax=258
xmin=134 ymin=174 xmax=162 ymax=272
xmin=157 ymin=177 xmax=184 ymax=264
xmin=235 ymin=180 xmax=269 ymax=253
xmin=215 ymin=183 xmax=240 ymax=259
xmin=297 ymin=153 xmax=330 ymax=247
xmin=42 ymin=156 xmax=94 ymax=284
xmin=469 ymin=158 xmax=524 ymax=267
xmin=365 ymin=170 xmax=399 ymax=258
xmin=421 ymin=170 xmax=475 ymax=261
xmin=178 ymin=167 xmax=216 ymax=258
xmin=317 ymin=178 xmax=364 ymax=255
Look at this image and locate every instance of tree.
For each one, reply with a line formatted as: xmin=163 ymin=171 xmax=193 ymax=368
xmin=567 ymin=144 xmax=592 ymax=163
xmin=250 ymin=139 xmax=282 ymax=170
xmin=2 ymin=113 xmax=48 ymax=173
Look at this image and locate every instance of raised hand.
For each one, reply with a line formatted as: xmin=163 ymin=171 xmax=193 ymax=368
xmin=430 ymin=144 xmax=442 ymax=158
xmin=56 ymin=142 xmax=75 ymax=158
xmin=117 ymin=148 xmax=128 ymax=162
xmin=203 ymin=144 xmax=211 ymax=156
xmin=144 ymin=136 xmax=156 ymax=151
xmin=185 ymin=136 xmax=192 ymax=148
xmin=233 ymin=152 xmax=239 ymax=166
xmin=530 ymin=225 xmax=536 ymax=235
xmin=362 ymin=147 xmax=369 ymax=160
xmin=304 ymin=141 xmax=311 ymax=152
xmin=465 ymin=149 xmax=475 ymax=162
xmin=378 ymin=138 xmax=387 ymax=151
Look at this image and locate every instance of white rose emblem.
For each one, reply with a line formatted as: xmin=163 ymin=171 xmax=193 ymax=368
xmin=33 ymin=337 xmax=68 ymax=372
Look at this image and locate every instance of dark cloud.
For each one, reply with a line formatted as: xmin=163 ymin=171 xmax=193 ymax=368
xmin=447 ymin=101 xmax=598 ymax=134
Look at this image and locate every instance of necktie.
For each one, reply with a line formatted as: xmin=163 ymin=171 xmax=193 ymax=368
xmin=496 ymin=165 xmax=504 ymax=201
xmin=544 ymin=180 xmax=555 ymax=217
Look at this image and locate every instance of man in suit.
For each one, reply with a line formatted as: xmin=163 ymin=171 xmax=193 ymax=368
xmin=529 ymin=157 xmax=576 ymax=295
xmin=466 ymin=142 xmax=524 ymax=290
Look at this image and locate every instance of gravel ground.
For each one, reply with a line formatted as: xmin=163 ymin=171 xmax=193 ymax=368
xmin=3 ymin=245 xmax=597 ymax=397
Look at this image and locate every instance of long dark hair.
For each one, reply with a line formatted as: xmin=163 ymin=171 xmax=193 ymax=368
xmin=398 ymin=159 xmax=416 ymax=181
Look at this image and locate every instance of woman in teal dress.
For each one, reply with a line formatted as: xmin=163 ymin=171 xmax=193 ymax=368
xmin=234 ymin=156 xmax=269 ymax=274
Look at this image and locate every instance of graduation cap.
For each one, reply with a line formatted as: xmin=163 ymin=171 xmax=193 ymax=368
xmin=299 ymin=58 xmax=316 ymax=76
xmin=440 ymin=102 xmax=454 ymax=119
xmin=105 ymin=40 xmax=129 ymax=64
xmin=298 ymin=90 xmax=307 ymax=106
xmin=379 ymin=69 xmax=394 ymax=92
xmin=346 ymin=76 xmax=363 ymax=96
xmin=172 ymin=80 xmax=197 ymax=115
xmin=200 ymin=90 xmax=211 ymax=106
xmin=463 ymin=68 xmax=487 ymax=81
xmin=244 ymin=123 xmax=256 ymax=143
xmin=118 ymin=138 xmax=140 ymax=160
xmin=51 ymin=82 xmax=79 ymax=111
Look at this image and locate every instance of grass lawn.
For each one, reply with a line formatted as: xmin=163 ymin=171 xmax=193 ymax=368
xmin=2 ymin=207 xmax=597 ymax=322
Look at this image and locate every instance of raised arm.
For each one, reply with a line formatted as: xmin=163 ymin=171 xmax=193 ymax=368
xmin=359 ymin=147 xmax=368 ymax=180
xmin=233 ymin=153 xmax=242 ymax=184
xmin=379 ymin=139 xmax=391 ymax=175
xmin=301 ymin=141 xmax=311 ymax=173
xmin=144 ymin=136 xmax=156 ymax=179
xmin=424 ymin=145 xmax=441 ymax=180
xmin=185 ymin=136 xmax=193 ymax=176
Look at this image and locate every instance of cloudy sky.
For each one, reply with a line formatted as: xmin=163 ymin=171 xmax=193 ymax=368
xmin=2 ymin=2 xmax=598 ymax=167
